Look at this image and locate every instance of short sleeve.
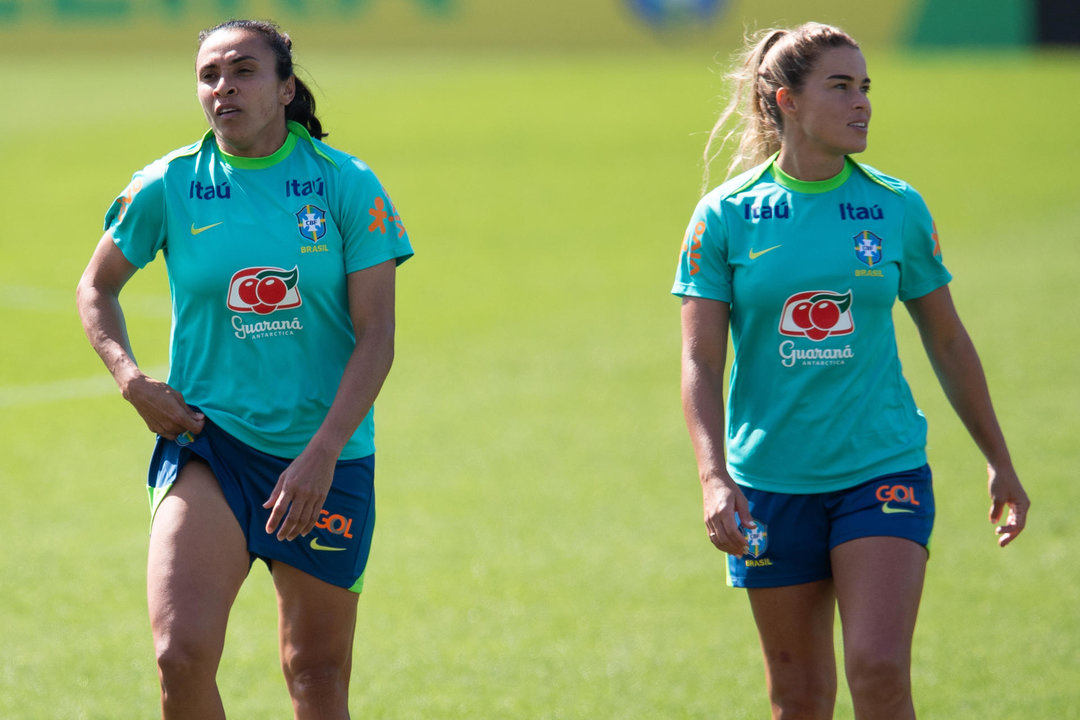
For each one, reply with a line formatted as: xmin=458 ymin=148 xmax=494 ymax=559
xmin=671 ymin=196 xmax=732 ymax=302
xmin=898 ymin=186 xmax=952 ymax=301
xmin=103 ymin=161 xmax=168 ymax=269
xmin=335 ymin=159 xmax=414 ymax=274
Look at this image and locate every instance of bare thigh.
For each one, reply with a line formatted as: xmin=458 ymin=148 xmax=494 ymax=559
xmin=273 ymin=561 xmax=359 ymax=718
xmin=831 ymin=537 xmax=926 ymax=689
xmin=748 ymin=580 xmax=838 ymax=719
xmin=147 ymin=458 xmax=251 ymax=664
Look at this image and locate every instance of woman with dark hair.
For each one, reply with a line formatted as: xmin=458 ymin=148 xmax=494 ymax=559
xmin=674 ymin=22 xmax=1029 ymax=719
xmin=77 ymin=19 xmax=412 ymax=718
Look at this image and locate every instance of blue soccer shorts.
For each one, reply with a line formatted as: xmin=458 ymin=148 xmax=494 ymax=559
xmin=727 ymin=464 xmax=935 ymax=588
xmin=146 ymin=416 xmax=376 ymax=593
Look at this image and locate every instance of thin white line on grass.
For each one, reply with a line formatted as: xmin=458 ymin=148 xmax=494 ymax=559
xmin=0 ymin=285 xmax=170 ymax=317
xmin=0 ymin=365 xmax=170 ymax=408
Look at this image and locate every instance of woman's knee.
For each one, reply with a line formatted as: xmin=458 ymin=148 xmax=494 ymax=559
xmin=281 ymin=645 xmax=351 ymax=699
xmin=767 ymin=667 xmax=836 ymax=720
xmin=154 ymin=634 xmax=221 ymax=688
xmin=845 ymin=648 xmax=911 ymax=707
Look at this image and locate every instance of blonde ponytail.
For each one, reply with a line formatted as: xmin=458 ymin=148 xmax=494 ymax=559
xmin=701 ymin=23 xmax=859 ymax=193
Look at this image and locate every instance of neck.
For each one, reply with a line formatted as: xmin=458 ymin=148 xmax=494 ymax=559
xmin=216 ymin=121 xmax=290 ymax=159
xmin=775 ymin=146 xmax=847 ymax=182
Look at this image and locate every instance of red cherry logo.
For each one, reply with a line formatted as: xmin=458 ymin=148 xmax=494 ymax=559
xmin=809 ymin=300 xmax=840 ymax=330
xmin=791 ymin=301 xmax=813 ymax=330
xmin=237 ymin=277 xmax=260 ymax=306
xmin=256 ymin=276 xmax=288 ymax=305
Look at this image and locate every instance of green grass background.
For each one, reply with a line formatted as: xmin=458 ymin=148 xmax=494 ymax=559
xmin=2 ymin=5 xmax=1079 ymax=718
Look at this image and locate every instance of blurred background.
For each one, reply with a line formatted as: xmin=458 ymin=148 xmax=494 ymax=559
xmin=2 ymin=1 xmax=1078 ymax=718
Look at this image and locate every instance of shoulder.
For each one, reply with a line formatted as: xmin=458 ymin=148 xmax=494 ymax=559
xmin=159 ymin=131 xmax=215 ymax=170
xmin=702 ymin=160 xmax=774 ymax=204
xmin=849 ymin=159 xmax=919 ymax=198
xmin=289 ymin=124 xmax=367 ymax=173
xmin=694 ymin=160 xmax=775 ymax=224
xmin=849 ymin=159 xmax=933 ymax=214
xmin=295 ymin=132 xmax=384 ymax=195
xmin=128 ymin=133 xmax=211 ymax=187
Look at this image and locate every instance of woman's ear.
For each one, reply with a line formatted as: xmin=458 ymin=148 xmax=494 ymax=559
xmin=281 ymin=75 xmax=296 ymax=106
xmin=776 ymin=87 xmax=797 ymax=118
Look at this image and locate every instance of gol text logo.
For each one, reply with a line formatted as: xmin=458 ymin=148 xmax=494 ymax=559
xmin=316 ymin=510 xmax=355 ymax=538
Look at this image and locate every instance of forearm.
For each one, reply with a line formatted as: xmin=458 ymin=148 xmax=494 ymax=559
xmin=76 ymin=281 xmax=142 ymax=394
xmin=681 ymin=357 xmax=730 ymax=485
xmin=927 ymin=328 xmax=1012 ymax=471
xmin=306 ymin=324 xmax=395 ymax=458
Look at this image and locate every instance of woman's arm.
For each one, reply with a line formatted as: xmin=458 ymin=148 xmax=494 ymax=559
xmin=263 ymin=259 xmax=398 ymax=541
xmin=904 ymin=285 xmax=1030 ymax=547
xmin=76 ymin=233 xmax=205 ymax=438
xmin=681 ymin=296 xmax=753 ymax=556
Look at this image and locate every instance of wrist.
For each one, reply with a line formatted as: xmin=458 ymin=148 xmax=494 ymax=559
xmin=114 ymin=362 xmax=145 ymax=399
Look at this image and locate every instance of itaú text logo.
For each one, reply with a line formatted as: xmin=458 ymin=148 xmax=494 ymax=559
xmin=778 ymin=290 xmax=854 ymax=342
xmin=226 ymin=266 xmax=302 ymax=315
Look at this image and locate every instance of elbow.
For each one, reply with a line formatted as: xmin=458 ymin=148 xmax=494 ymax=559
xmin=362 ymin=320 xmax=396 ymax=369
xmin=75 ymin=273 xmax=100 ymax=323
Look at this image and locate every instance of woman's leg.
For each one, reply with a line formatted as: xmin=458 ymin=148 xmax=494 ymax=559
xmin=147 ymin=458 xmax=251 ymax=720
xmin=831 ymin=537 xmax=927 ymax=720
xmin=273 ymin=562 xmax=359 ymax=720
xmin=748 ymin=579 xmax=838 ymax=719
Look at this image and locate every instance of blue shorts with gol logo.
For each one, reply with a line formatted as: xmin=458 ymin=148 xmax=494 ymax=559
xmin=147 ymin=416 xmax=376 ymax=593
xmin=728 ymin=465 xmax=934 ymax=588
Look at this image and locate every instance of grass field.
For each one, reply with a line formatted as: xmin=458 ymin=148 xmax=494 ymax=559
xmin=2 ymin=24 xmax=1079 ymax=719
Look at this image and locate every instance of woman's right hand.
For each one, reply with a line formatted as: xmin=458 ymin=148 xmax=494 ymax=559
xmin=702 ymin=473 xmax=755 ymax=556
xmin=120 ymin=370 xmax=205 ymax=440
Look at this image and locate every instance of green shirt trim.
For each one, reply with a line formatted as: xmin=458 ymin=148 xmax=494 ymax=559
xmin=770 ymin=156 xmax=854 ymax=193
xmin=216 ymin=130 xmax=298 ymax=169
xmin=183 ymin=122 xmax=339 ymax=170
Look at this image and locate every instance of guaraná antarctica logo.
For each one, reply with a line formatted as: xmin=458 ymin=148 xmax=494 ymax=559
xmin=227 ymin=266 xmax=302 ymax=316
xmin=778 ymin=290 xmax=854 ymax=342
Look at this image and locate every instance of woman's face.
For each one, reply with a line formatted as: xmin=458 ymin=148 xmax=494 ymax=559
xmin=779 ymin=45 xmax=871 ymax=161
xmin=196 ymin=29 xmax=295 ymax=157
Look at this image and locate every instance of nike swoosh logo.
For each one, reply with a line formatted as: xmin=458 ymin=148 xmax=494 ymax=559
xmin=190 ymin=221 xmax=223 ymax=235
xmin=310 ymin=538 xmax=346 ymax=552
xmin=881 ymin=502 xmax=915 ymax=515
xmin=747 ymin=246 xmax=781 ymax=260
xmin=749 ymin=245 xmax=782 ymax=260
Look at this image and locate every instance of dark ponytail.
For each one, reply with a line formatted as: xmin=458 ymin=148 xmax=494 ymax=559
xmin=198 ymin=19 xmax=326 ymax=139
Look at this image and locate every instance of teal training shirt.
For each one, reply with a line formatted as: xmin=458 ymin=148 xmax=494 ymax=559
xmin=672 ymin=156 xmax=952 ymax=493
xmin=105 ymin=122 xmax=413 ymax=459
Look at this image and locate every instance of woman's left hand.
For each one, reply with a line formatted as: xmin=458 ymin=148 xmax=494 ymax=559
xmin=988 ymin=464 xmax=1030 ymax=548
xmin=263 ymin=445 xmax=337 ymax=542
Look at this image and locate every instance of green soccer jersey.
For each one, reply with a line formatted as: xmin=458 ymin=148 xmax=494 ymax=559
xmin=104 ymin=122 xmax=413 ymax=459
xmin=672 ymin=156 xmax=951 ymax=493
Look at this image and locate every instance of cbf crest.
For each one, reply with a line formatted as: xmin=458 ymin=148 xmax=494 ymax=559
xmin=854 ymin=230 xmax=883 ymax=267
xmin=742 ymin=521 xmax=769 ymax=559
xmin=295 ymin=204 xmax=327 ymax=243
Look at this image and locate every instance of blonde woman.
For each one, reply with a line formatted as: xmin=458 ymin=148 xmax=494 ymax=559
xmin=673 ymin=23 xmax=1028 ymax=719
